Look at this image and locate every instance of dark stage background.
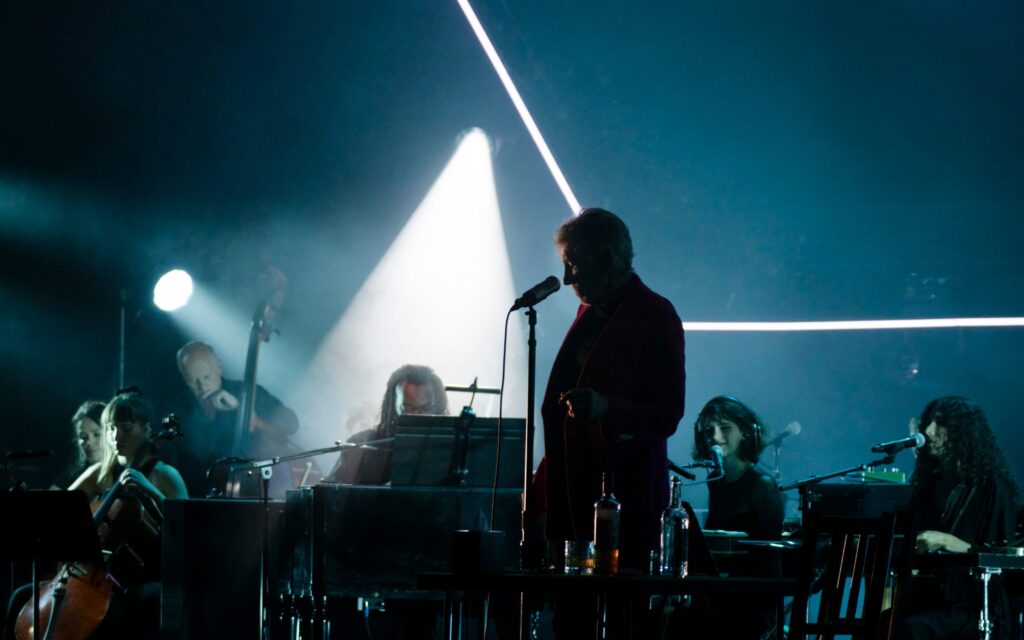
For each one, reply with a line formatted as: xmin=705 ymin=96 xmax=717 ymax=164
xmin=1 ymin=0 xmax=1022 ymax=514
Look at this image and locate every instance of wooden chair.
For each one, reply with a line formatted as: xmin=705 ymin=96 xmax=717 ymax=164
xmin=789 ymin=511 xmax=905 ymax=640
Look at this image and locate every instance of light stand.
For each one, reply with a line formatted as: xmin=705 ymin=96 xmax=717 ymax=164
xmin=118 ymin=288 xmax=127 ymax=389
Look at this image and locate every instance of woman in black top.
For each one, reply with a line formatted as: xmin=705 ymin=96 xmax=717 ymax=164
xmin=898 ymin=396 xmax=1018 ymax=639
xmin=692 ymin=395 xmax=784 ymax=639
xmin=693 ymin=396 xmax=784 ymax=545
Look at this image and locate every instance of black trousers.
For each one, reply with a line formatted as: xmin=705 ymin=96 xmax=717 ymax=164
xmin=895 ymin=574 xmax=1010 ymax=640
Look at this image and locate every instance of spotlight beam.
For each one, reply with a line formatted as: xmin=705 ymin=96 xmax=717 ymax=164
xmin=683 ymin=317 xmax=1024 ymax=332
xmin=298 ymin=129 xmax=524 ymax=443
xmin=455 ymin=0 xmax=581 ymax=215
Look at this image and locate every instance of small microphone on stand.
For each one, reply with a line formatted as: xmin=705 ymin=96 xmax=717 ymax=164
xmin=511 ymin=276 xmax=560 ymax=311
xmin=764 ymin=421 xmax=801 ymax=448
xmin=870 ymin=433 xmax=926 ymax=454
xmin=709 ymin=445 xmax=724 ymax=479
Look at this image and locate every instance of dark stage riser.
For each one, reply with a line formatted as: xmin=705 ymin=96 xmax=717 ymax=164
xmin=161 ymin=498 xmax=285 ymax=640
xmin=160 ymin=487 xmax=522 ymax=639
xmin=285 ymin=484 xmax=522 ymax=601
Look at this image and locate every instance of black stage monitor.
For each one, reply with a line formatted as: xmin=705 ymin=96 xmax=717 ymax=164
xmin=392 ymin=415 xmax=525 ymax=489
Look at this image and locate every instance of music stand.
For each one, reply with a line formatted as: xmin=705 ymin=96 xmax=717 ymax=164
xmin=0 ymin=491 xmax=101 ymax=639
xmin=391 ymin=415 xmax=525 ymax=489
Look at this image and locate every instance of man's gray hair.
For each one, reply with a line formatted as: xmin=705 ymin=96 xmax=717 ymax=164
xmin=554 ymin=207 xmax=634 ymax=271
xmin=177 ymin=341 xmax=217 ymax=370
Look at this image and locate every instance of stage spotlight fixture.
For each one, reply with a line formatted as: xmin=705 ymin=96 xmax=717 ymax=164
xmin=153 ymin=269 xmax=194 ymax=312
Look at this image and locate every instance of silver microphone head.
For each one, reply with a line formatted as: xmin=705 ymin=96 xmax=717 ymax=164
xmin=710 ymin=445 xmax=725 ymax=477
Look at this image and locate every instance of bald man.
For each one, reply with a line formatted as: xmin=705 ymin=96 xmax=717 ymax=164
xmin=174 ymin=341 xmax=300 ymax=497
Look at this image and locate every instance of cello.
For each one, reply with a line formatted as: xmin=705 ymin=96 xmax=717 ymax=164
xmin=15 ymin=416 xmax=182 ymax=640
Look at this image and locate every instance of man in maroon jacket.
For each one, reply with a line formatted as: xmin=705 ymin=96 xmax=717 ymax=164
xmin=537 ymin=207 xmax=686 ymax=573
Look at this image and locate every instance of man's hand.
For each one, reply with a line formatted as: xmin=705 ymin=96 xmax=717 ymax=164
xmin=916 ymin=530 xmax=971 ymax=553
xmin=206 ymin=389 xmax=240 ymax=411
xmin=559 ymin=388 xmax=609 ymax=422
xmin=250 ymin=415 xmax=276 ymax=435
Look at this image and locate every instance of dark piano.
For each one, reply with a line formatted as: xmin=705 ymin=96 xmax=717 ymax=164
xmin=282 ymin=416 xmax=526 ymax=635
xmin=283 ymin=484 xmax=522 ymax=599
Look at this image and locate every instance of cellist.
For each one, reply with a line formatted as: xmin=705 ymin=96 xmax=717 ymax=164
xmin=69 ymin=389 xmax=188 ymax=508
xmin=7 ymin=389 xmax=187 ymax=640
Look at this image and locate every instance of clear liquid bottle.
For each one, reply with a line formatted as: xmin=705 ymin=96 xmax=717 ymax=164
xmin=660 ymin=475 xmax=689 ymax=577
xmin=593 ymin=472 xmax=621 ymax=575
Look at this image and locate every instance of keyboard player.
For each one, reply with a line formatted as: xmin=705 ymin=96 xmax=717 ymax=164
xmin=896 ymin=396 xmax=1018 ymax=639
xmin=320 ymin=364 xmax=451 ymax=640
xmin=688 ymin=395 xmax=784 ymax=639
xmin=327 ymin=364 xmax=449 ymax=485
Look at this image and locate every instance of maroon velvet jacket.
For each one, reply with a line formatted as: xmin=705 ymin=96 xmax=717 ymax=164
xmin=537 ymin=275 xmax=686 ymax=570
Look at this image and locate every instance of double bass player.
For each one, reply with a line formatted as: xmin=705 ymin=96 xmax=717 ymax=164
xmin=173 ymin=341 xmax=300 ymax=497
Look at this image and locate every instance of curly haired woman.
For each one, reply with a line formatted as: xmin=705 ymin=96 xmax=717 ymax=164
xmin=898 ymin=396 xmax=1019 ymax=639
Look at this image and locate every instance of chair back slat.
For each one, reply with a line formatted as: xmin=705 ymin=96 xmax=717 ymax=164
xmin=790 ymin=512 xmax=900 ymax=640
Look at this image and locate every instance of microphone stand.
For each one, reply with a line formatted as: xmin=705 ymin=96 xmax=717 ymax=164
xmin=771 ymin=443 xmax=782 ymax=483
xmin=221 ymin=440 xmax=391 ymax=640
xmin=670 ymin=458 xmax=726 ymax=484
xmin=519 ymin=306 xmax=538 ymax=640
xmin=779 ymin=453 xmax=896 ymax=514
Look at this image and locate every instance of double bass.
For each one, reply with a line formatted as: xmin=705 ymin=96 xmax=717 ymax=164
xmin=15 ymin=416 xmax=182 ymax=640
xmin=219 ymin=267 xmax=320 ymax=497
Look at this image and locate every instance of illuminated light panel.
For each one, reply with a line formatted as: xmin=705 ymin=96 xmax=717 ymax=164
xmin=683 ymin=317 xmax=1024 ymax=332
xmin=153 ymin=269 xmax=194 ymax=312
xmin=296 ymin=128 xmax=525 ymax=443
xmin=455 ymin=0 xmax=581 ymax=215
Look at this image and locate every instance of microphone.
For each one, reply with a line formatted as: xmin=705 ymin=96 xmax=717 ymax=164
xmin=870 ymin=433 xmax=926 ymax=454
xmin=667 ymin=459 xmax=696 ymax=481
xmin=764 ymin=421 xmax=802 ymax=448
xmin=709 ymin=445 xmax=724 ymax=478
xmin=511 ymin=276 xmax=560 ymax=311
xmin=5 ymin=449 xmax=53 ymax=461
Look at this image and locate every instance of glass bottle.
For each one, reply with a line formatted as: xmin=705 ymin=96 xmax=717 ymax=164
xmin=593 ymin=472 xmax=620 ymax=575
xmin=660 ymin=475 xmax=689 ymax=578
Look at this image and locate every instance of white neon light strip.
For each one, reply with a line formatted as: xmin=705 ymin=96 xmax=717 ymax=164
xmin=683 ymin=317 xmax=1024 ymax=332
xmin=453 ymin=3 xmax=1020 ymax=333
xmin=455 ymin=0 xmax=582 ymax=215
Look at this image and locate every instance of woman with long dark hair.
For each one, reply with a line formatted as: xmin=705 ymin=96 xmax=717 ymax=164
xmin=898 ymin=396 xmax=1018 ymax=639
